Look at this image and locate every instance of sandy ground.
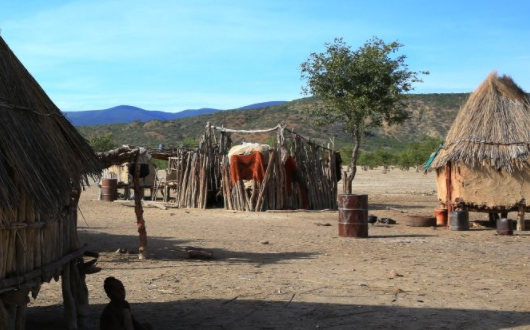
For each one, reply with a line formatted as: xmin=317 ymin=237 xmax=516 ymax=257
xmin=26 ymin=169 xmax=530 ymax=330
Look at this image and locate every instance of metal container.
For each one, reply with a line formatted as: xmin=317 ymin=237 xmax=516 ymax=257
xmin=496 ymin=218 xmax=514 ymax=235
xmin=449 ymin=210 xmax=469 ymax=231
xmin=337 ymin=194 xmax=368 ymax=238
xmin=101 ymin=178 xmax=118 ymax=202
xmin=337 ymin=194 xmax=368 ymax=209
xmin=434 ymin=208 xmax=448 ymax=226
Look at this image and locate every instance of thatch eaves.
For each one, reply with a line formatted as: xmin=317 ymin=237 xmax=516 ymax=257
xmin=0 ymin=36 xmax=101 ymax=213
xmin=430 ymin=72 xmax=530 ymax=172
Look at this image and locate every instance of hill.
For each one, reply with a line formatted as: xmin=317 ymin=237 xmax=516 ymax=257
xmin=64 ymin=101 xmax=289 ymax=126
xmin=76 ymin=93 xmax=469 ymax=151
xmin=64 ymin=105 xmax=221 ymax=126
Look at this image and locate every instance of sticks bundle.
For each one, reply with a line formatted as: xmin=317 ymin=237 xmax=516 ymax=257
xmin=159 ymin=122 xmax=338 ymax=212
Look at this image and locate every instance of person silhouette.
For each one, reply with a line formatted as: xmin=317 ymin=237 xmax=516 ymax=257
xmin=100 ymin=277 xmax=152 ymax=330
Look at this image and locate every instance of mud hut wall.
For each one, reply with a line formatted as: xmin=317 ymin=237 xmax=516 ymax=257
xmin=103 ymin=162 xmax=156 ymax=187
xmin=0 ymin=190 xmax=80 ymax=290
xmin=436 ymin=163 xmax=530 ymax=209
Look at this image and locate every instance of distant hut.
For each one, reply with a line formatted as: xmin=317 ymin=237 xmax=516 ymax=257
xmin=100 ymin=161 xmax=156 ymax=199
xmin=429 ymin=72 xmax=530 ymax=229
xmin=0 ymin=36 xmax=101 ymax=328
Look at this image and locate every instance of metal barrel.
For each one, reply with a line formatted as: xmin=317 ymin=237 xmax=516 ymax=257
xmin=449 ymin=210 xmax=469 ymax=231
xmin=337 ymin=194 xmax=368 ymax=238
xmin=101 ymin=178 xmax=118 ymax=202
xmin=337 ymin=194 xmax=368 ymax=209
xmin=496 ymin=218 xmax=514 ymax=235
xmin=434 ymin=208 xmax=448 ymax=226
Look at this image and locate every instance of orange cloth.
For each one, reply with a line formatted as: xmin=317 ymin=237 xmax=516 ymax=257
xmin=230 ymin=151 xmax=266 ymax=186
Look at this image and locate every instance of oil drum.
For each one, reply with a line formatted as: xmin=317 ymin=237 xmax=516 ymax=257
xmin=101 ymin=178 xmax=118 ymax=202
xmin=337 ymin=194 xmax=368 ymax=238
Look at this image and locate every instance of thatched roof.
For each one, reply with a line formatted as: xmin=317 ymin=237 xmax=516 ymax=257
xmin=430 ymin=72 xmax=530 ymax=172
xmin=0 ymin=36 xmax=101 ymax=212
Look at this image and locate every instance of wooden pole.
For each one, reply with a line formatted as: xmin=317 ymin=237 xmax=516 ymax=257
xmin=517 ymin=202 xmax=526 ymax=231
xmin=445 ymin=163 xmax=453 ymax=215
xmin=133 ymin=154 xmax=148 ymax=260
xmin=61 ymin=262 xmax=77 ymax=330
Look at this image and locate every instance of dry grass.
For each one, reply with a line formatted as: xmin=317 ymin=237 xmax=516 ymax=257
xmin=0 ymin=36 xmax=101 ymax=216
xmin=431 ymin=71 xmax=530 ymax=171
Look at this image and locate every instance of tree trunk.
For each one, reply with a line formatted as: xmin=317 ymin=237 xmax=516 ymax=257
xmin=344 ymin=126 xmax=361 ymax=194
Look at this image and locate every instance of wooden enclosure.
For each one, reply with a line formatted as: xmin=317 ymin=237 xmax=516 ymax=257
xmin=156 ymin=123 xmax=340 ymax=211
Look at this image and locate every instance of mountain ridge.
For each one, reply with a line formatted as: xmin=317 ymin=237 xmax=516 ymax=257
xmin=75 ymin=93 xmax=469 ymax=152
xmin=65 ymin=101 xmax=288 ymax=126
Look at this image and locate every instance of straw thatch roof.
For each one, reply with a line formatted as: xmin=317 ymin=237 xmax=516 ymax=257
xmin=0 ymin=36 xmax=101 ymax=212
xmin=430 ymin=72 xmax=530 ymax=172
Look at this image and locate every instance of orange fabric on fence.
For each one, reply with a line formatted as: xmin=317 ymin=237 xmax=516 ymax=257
xmin=230 ymin=151 xmax=266 ymax=186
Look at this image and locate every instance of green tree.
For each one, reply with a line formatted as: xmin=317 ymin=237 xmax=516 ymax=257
xmin=181 ymin=136 xmax=199 ymax=148
xmin=89 ymin=133 xmax=116 ymax=152
xmin=300 ymin=37 xmax=427 ymax=193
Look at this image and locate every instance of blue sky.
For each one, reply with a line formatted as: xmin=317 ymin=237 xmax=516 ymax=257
xmin=1 ymin=0 xmax=529 ymax=112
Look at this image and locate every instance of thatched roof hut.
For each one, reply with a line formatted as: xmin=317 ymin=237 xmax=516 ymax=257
xmin=430 ymin=72 xmax=530 ymax=223
xmin=0 ymin=36 xmax=101 ymax=329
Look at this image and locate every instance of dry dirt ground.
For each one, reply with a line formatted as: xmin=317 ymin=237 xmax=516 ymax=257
xmin=27 ymin=169 xmax=530 ymax=330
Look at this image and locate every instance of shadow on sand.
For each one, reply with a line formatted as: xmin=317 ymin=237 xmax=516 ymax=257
xmin=27 ymin=298 xmax=530 ymax=330
xmin=78 ymin=229 xmax=318 ymax=265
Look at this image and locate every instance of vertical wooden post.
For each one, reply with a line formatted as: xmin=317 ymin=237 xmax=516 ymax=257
xmin=133 ymin=154 xmax=148 ymax=260
xmin=517 ymin=202 xmax=526 ymax=231
xmin=445 ymin=163 xmax=453 ymax=214
xmin=61 ymin=263 xmax=77 ymax=330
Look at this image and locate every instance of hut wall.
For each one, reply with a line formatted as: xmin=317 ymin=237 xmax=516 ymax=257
xmin=104 ymin=162 xmax=156 ymax=187
xmin=436 ymin=163 xmax=530 ymax=208
xmin=0 ymin=191 xmax=82 ymax=287
xmin=0 ymin=189 xmax=89 ymax=329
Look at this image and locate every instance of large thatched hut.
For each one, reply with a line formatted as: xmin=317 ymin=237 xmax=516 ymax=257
xmin=429 ymin=72 xmax=530 ymax=229
xmin=0 ymin=36 xmax=101 ymax=328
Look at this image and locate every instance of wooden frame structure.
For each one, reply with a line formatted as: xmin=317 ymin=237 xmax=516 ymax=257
xmin=153 ymin=123 xmax=340 ymax=211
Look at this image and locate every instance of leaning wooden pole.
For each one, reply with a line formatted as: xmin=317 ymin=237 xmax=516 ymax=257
xmin=133 ymin=153 xmax=148 ymax=260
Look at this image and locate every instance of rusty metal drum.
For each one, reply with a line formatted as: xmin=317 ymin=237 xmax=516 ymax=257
xmin=337 ymin=194 xmax=368 ymax=238
xmin=101 ymin=178 xmax=118 ymax=202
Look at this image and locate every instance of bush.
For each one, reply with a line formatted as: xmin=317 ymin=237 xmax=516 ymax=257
xmin=89 ymin=133 xmax=116 ymax=152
